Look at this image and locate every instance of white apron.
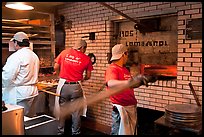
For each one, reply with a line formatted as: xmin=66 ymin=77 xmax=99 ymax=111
xmin=53 ymin=78 xmax=87 ymax=120
xmin=53 ymin=78 xmax=66 ymax=120
xmin=113 ymin=104 xmax=137 ymax=135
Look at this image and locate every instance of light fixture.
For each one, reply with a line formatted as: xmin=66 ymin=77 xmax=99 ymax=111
xmin=5 ymin=2 xmax=34 ymax=10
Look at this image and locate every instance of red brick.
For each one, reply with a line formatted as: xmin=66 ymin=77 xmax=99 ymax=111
xmin=186 ymin=48 xmax=201 ymax=53
xmin=183 ymin=76 xmax=188 ymax=80
xmin=192 ymin=14 xmax=202 ymax=18
xmin=169 ymin=92 xmax=182 ymax=97
xmin=138 ymin=100 xmax=150 ymax=105
xmin=178 ymin=62 xmax=191 ymax=67
xmin=178 ymin=25 xmax=186 ymax=30
xmin=171 ymin=2 xmax=186 ymax=7
xmin=156 ymin=99 xmax=168 ymax=104
xmin=184 ymin=66 xmax=200 ymax=71
xmin=145 ymin=97 xmax=156 ymax=102
xmin=178 ymin=39 xmax=184 ymax=44
xmin=185 ymin=9 xmax=200 ymax=14
xmin=163 ymin=96 xmax=175 ymax=101
xmin=185 ymin=57 xmax=201 ymax=62
xmin=150 ymin=102 xmax=162 ymax=107
xmin=157 ymin=3 xmax=170 ymax=9
xmin=178 ymin=34 xmax=186 ymax=39
xmin=138 ymin=2 xmax=150 ymax=8
xmin=177 ymin=89 xmax=191 ymax=94
xmin=178 ymin=53 xmax=191 ymax=57
xmin=176 ymin=97 xmax=190 ymax=103
xmin=177 ymin=58 xmax=183 ymax=62
xmin=186 ymin=2 xmax=201 ymax=5
xmin=169 ymin=101 xmax=183 ymax=104
xmin=190 ymin=81 xmax=202 ymax=86
xmin=177 ymin=75 xmax=182 ymax=80
xmin=162 ymin=87 xmax=176 ymax=92
xmin=191 ymin=3 xmax=202 ymax=9
xmin=177 ymin=71 xmax=191 ymax=76
xmin=149 ymin=2 xmax=162 ymax=6
xmin=145 ymin=6 xmax=157 ymax=11
xmin=192 ymin=62 xmax=202 ymax=67
xmin=151 ymin=94 xmax=162 ymax=99
xmin=156 ymin=90 xmax=168 ymax=95
xmin=189 ymin=76 xmax=199 ymax=81
xmin=177 ymin=5 xmax=191 ymax=10
xmin=192 ymin=53 xmax=202 ymax=58
xmin=178 ymin=29 xmax=184 ymax=34
xmin=185 ymin=39 xmax=201 ymax=43
xmin=178 ymin=15 xmax=191 ymax=20
xmin=177 ymin=80 xmax=190 ymax=85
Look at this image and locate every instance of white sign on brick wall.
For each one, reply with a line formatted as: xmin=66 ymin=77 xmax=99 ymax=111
xmin=117 ymin=16 xmax=178 ymax=65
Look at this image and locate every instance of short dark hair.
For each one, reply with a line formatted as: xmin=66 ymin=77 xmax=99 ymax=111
xmin=16 ymin=39 xmax=30 ymax=47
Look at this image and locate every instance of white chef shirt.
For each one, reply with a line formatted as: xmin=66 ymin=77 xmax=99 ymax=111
xmin=2 ymin=47 xmax=40 ymax=104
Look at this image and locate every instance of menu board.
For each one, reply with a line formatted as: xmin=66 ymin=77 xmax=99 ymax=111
xmin=186 ymin=18 xmax=202 ymax=40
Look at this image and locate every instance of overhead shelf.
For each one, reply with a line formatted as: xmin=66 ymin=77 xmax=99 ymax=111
xmin=2 ymin=19 xmax=50 ymax=28
xmin=2 ymin=16 xmax=56 ymax=68
xmin=2 ymin=18 xmax=53 ymax=44
xmin=2 ymin=39 xmax=55 ymax=45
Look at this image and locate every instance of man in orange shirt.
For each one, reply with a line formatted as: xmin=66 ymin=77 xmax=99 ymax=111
xmin=105 ymin=44 xmax=156 ymax=135
xmin=54 ymin=39 xmax=93 ymax=135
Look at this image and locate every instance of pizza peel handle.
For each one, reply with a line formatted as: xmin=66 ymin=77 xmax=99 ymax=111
xmin=189 ymin=83 xmax=201 ymax=107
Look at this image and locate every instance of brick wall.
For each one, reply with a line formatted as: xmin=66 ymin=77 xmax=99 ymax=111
xmin=56 ymin=2 xmax=202 ymax=128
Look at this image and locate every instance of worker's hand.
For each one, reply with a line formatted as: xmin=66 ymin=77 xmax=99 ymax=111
xmin=143 ymin=75 xmax=158 ymax=83
xmin=129 ymin=74 xmax=157 ymax=88
xmin=52 ymin=71 xmax=57 ymax=75
xmin=139 ymin=74 xmax=158 ymax=87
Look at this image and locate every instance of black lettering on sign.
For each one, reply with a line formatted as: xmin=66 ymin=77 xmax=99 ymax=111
xmin=126 ymin=41 xmax=168 ymax=46
xmin=125 ymin=31 xmax=129 ymax=37
xmin=135 ymin=42 xmax=140 ymax=46
xmin=141 ymin=41 xmax=145 ymax=46
xmin=159 ymin=41 xmax=164 ymax=46
xmin=129 ymin=42 xmax=134 ymax=46
xmin=153 ymin=41 xmax=158 ymax=46
xmin=119 ymin=30 xmax=134 ymax=37
xmin=130 ymin=30 xmax=134 ymax=36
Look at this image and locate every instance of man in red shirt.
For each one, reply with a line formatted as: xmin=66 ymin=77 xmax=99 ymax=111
xmin=105 ymin=44 xmax=153 ymax=135
xmin=54 ymin=39 xmax=93 ymax=135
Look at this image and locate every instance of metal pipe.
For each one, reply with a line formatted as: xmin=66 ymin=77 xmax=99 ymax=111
xmin=98 ymin=2 xmax=148 ymax=30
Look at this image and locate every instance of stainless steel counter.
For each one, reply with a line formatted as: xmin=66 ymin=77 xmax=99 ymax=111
xmin=2 ymin=104 xmax=24 ymax=135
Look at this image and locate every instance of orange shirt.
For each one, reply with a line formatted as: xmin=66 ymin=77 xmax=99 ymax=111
xmin=55 ymin=48 xmax=93 ymax=82
xmin=105 ymin=63 xmax=137 ymax=106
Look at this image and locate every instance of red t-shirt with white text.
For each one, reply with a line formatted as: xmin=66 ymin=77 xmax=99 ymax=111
xmin=55 ymin=48 xmax=93 ymax=82
xmin=105 ymin=63 xmax=137 ymax=106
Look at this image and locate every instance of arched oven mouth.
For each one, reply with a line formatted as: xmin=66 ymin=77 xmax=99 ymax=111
xmin=140 ymin=64 xmax=177 ymax=80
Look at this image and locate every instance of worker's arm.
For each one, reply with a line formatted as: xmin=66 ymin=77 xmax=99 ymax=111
xmin=107 ymin=79 xmax=129 ymax=88
xmin=83 ymin=70 xmax=91 ymax=81
xmin=53 ymin=62 xmax=60 ymax=75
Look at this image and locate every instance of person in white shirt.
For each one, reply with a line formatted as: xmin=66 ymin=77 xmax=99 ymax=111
xmin=2 ymin=32 xmax=40 ymax=117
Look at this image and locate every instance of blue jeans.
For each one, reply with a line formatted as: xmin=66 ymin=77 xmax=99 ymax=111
xmin=111 ymin=106 xmax=120 ymax=135
xmin=111 ymin=105 xmax=138 ymax=135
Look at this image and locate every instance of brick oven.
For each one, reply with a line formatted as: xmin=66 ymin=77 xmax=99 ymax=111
xmin=55 ymin=2 xmax=202 ymax=134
